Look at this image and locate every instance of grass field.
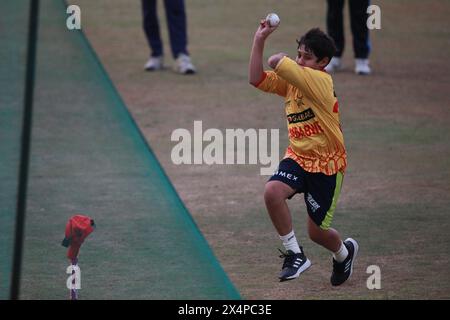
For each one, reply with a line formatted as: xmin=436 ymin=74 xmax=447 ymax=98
xmin=23 ymin=0 xmax=450 ymax=299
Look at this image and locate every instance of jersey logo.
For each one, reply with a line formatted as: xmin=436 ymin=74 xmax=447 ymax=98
xmin=287 ymin=108 xmax=315 ymax=124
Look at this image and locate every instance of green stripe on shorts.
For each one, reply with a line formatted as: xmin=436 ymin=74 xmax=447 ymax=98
xmin=320 ymin=172 xmax=344 ymax=230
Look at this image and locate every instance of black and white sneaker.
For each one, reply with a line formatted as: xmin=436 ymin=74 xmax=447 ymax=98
xmin=278 ymin=247 xmax=311 ymax=282
xmin=330 ymin=238 xmax=359 ymax=286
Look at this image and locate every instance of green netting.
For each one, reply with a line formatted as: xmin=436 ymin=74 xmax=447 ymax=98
xmin=0 ymin=0 xmax=30 ymax=300
xmin=2 ymin=0 xmax=240 ymax=299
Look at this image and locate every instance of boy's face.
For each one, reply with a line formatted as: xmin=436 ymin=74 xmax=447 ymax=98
xmin=296 ymin=45 xmax=329 ymax=70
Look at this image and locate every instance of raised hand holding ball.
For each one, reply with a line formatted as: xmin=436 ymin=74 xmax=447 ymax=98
xmin=265 ymin=13 xmax=280 ymax=27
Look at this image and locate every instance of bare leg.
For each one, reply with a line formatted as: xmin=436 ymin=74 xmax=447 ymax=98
xmin=307 ymin=216 xmax=342 ymax=252
xmin=264 ymin=181 xmax=296 ymax=236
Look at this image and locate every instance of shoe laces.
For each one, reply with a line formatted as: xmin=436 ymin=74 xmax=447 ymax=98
xmin=278 ymin=249 xmax=301 ymax=269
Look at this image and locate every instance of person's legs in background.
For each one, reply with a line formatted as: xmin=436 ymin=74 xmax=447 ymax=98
xmin=164 ymin=0 xmax=196 ymax=74
xmin=325 ymin=0 xmax=345 ymax=73
xmin=164 ymin=0 xmax=187 ymax=59
xmin=349 ymin=0 xmax=371 ymax=74
xmin=142 ymin=0 xmax=164 ymax=70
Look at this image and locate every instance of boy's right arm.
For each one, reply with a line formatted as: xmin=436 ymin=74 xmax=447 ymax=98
xmin=249 ymin=20 xmax=278 ymax=86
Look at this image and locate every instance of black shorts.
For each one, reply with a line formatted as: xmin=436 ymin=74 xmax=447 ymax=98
xmin=268 ymin=158 xmax=344 ymax=230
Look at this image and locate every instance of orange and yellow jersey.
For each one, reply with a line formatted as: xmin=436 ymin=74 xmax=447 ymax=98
xmin=256 ymin=56 xmax=346 ymax=175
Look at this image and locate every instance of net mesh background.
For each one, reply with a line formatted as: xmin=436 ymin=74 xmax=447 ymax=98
xmin=0 ymin=0 xmax=240 ymax=299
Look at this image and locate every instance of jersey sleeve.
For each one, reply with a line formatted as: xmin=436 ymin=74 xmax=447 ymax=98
xmin=255 ymin=71 xmax=289 ymax=97
xmin=274 ymin=56 xmax=334 ymax=103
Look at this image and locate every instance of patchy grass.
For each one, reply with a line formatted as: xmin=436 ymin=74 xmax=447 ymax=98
xmin=55 ymin=0 xmax=450 ymax=299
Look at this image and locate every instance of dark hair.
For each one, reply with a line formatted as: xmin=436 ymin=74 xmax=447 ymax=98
xmin=296 ymin=28 xmax=336 ymax=63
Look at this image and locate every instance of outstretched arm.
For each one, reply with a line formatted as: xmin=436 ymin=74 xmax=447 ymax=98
xmin=249 ymin=20 xmax=278 ymax=86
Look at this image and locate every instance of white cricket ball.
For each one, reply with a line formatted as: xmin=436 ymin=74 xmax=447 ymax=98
xmin=266 ymin=13 xmax=280 ymax=27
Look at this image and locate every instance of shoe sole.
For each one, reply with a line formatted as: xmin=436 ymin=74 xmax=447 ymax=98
xmin=174 ymin=68 xmax=196 ymax=75
xmin=344 ymin=238 xmax=359 ymax=279
xmin=279 ymin=258 xmax=311 ymax=282
xmin=144 ymin=67 xmax=164 ymax=71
